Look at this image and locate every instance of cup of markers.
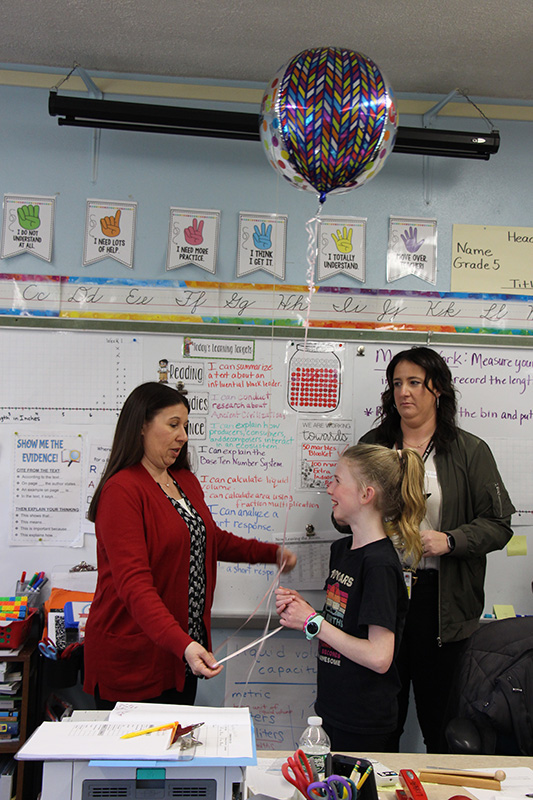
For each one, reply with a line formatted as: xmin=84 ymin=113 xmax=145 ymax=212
xmin=17 ymin=572 xmax=48 ymax=607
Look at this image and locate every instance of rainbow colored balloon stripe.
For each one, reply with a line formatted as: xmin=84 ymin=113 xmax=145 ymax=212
xmin=279 ymin=49 xmax=387 ymax=195
xmin=260 ymin=48 xmax=397 ymax=202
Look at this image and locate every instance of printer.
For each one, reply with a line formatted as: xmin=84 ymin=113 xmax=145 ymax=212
xmin=17 ymin=705 xmax=255 ymax=800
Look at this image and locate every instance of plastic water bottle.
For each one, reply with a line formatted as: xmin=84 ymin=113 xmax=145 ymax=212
xmin=298 ymin=715 xmax=331 ymax=779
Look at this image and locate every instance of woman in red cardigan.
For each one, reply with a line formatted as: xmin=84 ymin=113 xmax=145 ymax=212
xmin=84 ymin=382 xmax=296 ymax=708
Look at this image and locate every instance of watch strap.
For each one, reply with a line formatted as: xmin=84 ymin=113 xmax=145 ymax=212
xmin=304 ymin=613 xmax=324 ymax=640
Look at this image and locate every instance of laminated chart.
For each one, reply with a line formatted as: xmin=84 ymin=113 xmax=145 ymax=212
xmin=0 ymin=329 xmax=141 ymax=426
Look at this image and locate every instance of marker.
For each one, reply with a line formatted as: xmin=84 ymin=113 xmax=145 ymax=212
xmin=20 ymin=572 xmax=26 ymax=584
xmin=28 ymin=573 xmax=39 ymax=588
xmin=29 ymin=577 xmax=48 ymax=594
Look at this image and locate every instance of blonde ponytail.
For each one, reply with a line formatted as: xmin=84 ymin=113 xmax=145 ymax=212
xmin=342 ymin=444 xmax=426 ymax=567
xmin=396 ymin=448 xmax=425 ymax=566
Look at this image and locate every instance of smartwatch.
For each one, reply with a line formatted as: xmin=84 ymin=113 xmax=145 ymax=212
xmin=304 ymin=613 xmax=324 ymax=640
xmin=446 ymin=534 xmax=456 ymax=553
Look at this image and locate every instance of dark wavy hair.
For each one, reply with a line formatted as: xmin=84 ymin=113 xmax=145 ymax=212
xmin=373 ymin=347 xmax=458 ymax=454
xmin=87 ymin=382 xmax=190 ymax=521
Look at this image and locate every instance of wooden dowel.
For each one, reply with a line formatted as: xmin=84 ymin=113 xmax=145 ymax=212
xmin=422 ymin=768 xmax=506 ymax=782
xmin=419 ymin=772 xmax=503 ymax=791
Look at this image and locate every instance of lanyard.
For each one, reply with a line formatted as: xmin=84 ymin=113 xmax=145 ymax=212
xmin=421 ymin=440 xmax=434 ymax=462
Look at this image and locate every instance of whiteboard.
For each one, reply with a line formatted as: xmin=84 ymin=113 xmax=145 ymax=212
xmin=223 ymin=630 xmax=318 ymax=752
xmin=0 ymin=327 xmax=531 ymax=617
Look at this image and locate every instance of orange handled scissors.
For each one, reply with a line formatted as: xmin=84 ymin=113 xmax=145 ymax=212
xmin=282 ymin=749 xmax=317 ymax=795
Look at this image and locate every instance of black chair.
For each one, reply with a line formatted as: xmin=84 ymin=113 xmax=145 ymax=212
xmin=445 ymin=616 xmax=533 ymax=755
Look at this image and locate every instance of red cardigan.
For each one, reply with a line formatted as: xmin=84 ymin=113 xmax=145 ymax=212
xmin=84 ymin=463 xmax=278 ymax=701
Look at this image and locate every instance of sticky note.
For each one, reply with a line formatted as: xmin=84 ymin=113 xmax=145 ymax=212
xmin=493 ymin=604 xmax=516 ymax=619
xmin=507 ymin=535 xmax=527 ymax=556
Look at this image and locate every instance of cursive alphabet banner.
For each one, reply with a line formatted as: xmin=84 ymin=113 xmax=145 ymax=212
xmin=0 ymin=274 xmax=532 ymax=336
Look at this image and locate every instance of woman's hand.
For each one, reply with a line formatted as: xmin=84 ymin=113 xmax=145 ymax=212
xmin=184 ymin=641 xmax=224 ymax=679
xmin=276 ymin=546 xmax=297 ymax=573
xmin=275 ymin=586 xmax=315 ymax=631
xmin=420 ymin=529 xmax=450 ymax=557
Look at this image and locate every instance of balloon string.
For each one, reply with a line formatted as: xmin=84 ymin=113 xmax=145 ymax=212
xmin=213 ymin=172 xmax=294 ymax=669
xmin=213 ymin=560 xmax=284 ymax=658
xmin=304 ymin=202 xmax=323 ymax=339
xmin=218 ymin=559 xmax=288 ymax=707
xmin=217 ymin=201 xmax=322 ymax=693
xmin=215 ymin=626 xmax=283 ymax=666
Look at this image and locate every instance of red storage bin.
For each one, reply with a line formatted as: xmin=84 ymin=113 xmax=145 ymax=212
xmin=0 ymin=607 xmax=37 ymax=648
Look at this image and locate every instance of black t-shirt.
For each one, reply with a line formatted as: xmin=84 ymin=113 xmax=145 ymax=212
xmin=315 ymin=536 xmax=408 ymax=734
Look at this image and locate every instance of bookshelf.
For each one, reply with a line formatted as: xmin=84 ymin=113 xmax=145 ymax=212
xmin=0 ymin=640 xmax=38 ymax=800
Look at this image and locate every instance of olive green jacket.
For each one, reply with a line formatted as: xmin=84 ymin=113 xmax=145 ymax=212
xmin=360 ymin=427 xmax=515 ymax=643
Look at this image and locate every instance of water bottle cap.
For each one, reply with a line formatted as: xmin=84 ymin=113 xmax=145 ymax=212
xmin=307 ymin=715 xmax=322 ymax=726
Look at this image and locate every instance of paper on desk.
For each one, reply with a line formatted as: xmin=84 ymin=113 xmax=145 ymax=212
xmin=17 ymin=704 xmax=256 ymax=765
xmin=457 ymin=767 xmax=533 ymax=800
xmin=109 ymin=702 xmax=251 ymax=728
xmin=247 ymin=757 xmax=297 ymax=800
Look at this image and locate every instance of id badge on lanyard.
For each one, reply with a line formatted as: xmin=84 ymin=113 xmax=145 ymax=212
xmin=403 ymin=570 xmax=413 ymax=600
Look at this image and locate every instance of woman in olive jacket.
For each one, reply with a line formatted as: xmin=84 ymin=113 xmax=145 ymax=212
xmin=342 ymin=347 xmax=515 ymax=752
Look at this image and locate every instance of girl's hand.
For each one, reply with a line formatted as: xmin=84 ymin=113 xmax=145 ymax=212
xmin=275 ymin=587 xmax=315 ymax=631
xmin=275 ymin=586 xmax=296 ymax=615
xmin=184 ymin=641 xmax=223 ymax=679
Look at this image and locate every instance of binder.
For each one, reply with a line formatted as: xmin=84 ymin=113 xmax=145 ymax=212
xmin=0 ymin=757 xmax=15 ymax=800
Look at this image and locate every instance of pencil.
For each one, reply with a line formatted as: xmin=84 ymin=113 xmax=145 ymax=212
xmin=120 ymin=722 xmax=177 ymax=739
xmin=356 ymin=766 xmax=373 ymax=790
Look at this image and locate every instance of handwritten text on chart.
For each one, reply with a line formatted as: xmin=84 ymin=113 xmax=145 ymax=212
xmin=207 ymin=422 xmax=293 ymax=449
xmin=207 ymin=362 xmax=281 ymax=390
xmin=373 ymin=346 xmax=533 ymax=428
xmin=226 ymin=636 xmax=318 ymax=750
xmin=451 ymin=224 xmax=533 ymax=295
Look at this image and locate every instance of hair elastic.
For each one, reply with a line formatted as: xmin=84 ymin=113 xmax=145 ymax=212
xmin=303 ymin=612 xmax=316 ymax=633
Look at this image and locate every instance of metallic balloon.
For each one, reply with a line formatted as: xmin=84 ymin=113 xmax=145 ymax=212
xmin=260 ymin=48 xmax=398 ymax=203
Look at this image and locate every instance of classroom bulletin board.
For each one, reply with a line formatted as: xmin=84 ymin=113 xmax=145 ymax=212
xmin=0 ymin=326 xmax=531 ymax=622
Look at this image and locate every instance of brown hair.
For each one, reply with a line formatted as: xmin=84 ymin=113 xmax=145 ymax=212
xmin=376 ymin=347 xmax=458 ymax=454
xmin=87 ymin=382 xmax=190 ymax=522
xmin=341 ymin=443 xmax=426 ymax=566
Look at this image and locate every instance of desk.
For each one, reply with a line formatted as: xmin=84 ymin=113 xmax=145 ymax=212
xmin=363 ymin=754 xmax=530 ymax=800
xmin=256 ymin=753 xmax=532 ymax=800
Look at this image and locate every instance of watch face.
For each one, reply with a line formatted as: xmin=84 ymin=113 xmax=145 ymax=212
xmin=307 ymin=621 xmax=319 ymax=635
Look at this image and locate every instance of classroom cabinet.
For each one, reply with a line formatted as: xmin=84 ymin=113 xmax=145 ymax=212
xmin=0 ymin=640 xmax=39 ymax=800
